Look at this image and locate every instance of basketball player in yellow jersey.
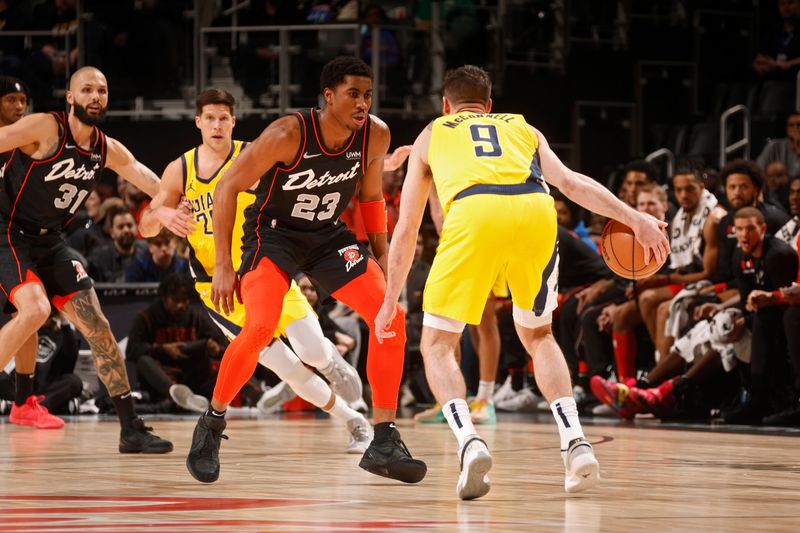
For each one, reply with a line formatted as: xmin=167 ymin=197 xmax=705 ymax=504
xmin=376 ymin=66 xmax=670 ymax=500
xmin=140 ymin=88 xmax=372 ymax=454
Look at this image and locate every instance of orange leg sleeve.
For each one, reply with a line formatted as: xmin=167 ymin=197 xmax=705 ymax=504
xmin=212 ymin=257 xmax=289 ymax=405
xmin=332 ymin=259 xmax=406 ymax=410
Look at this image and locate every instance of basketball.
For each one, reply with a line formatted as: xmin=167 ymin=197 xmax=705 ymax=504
xmin=599 ymin=219 xmax=667 ymax=279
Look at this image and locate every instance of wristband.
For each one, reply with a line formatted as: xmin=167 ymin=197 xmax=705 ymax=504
xmin=773 ymin=290 xmax=787 ymax=305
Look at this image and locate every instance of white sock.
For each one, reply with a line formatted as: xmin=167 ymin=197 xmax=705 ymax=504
xmin=550 ymin=396 xmax=585 ymax=452
xmin=324 ymin=394 xmax=360 ymax=422
xmin=476 ymin=380 xmax=495 ymax=403
xmin=442 ymin=398 xmax=478 ymax=448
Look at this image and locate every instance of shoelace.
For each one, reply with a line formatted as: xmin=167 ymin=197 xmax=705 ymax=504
xmin=393 ymin=438 xmax=414 ymax=458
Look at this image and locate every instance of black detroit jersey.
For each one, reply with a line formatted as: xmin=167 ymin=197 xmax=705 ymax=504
xmin=0 ymin=111 xmax=106 ymax=232
xmin=244 ymin=107 xmax=370 ymax=234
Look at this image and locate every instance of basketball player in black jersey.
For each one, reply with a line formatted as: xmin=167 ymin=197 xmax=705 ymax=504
xmin=0 ymin=66 xmax=191 ymax=452
xmin=186 ymin=57 xmax=426 ymax=484
xmin=0 ymin=76 xmax=64 ymax=428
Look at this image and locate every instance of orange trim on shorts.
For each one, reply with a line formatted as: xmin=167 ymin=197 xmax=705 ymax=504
xmin=51 ymin=290 xmax=80 ymax=311
xmin=7 ymin=270 xmax=43 ymax=307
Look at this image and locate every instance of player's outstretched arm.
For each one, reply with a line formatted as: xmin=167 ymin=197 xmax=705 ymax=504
xmin=534 ymin=126 xmax=670 ymax=265
xmin=359 ymin=116 xmax=391 ymax=267
xmin=139 ymin=158 xmax=196 ymax=238
xmin=375 ymin=127 xmax=433 ymax=341
xmin=0 ymin=113 xmax=58 ymax=155
xmin=210 ymin=115 xmax=299 ymax=315
xmin=105 ymin=136 xmax=160 ymax=198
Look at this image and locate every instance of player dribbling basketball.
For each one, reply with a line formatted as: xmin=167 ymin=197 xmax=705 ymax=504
xmin=375 ymin=65 xmax=669 ymax=499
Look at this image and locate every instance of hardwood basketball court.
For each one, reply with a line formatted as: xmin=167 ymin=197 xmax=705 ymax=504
xmin=1 ymin=413 xmax=798 ymax=532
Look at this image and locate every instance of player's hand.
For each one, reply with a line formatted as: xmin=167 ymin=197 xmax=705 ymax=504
xmin=746 ymin=289 xmax=774 ymax=312
xmin=163 ymin=342 xmax=187 ymax=360
xmin=630 ymin=213 xmax=669 ymax=265
xmin=211 ymin=263 xmax=240 ymax=316
xmin=153 ymin=205 xmax=196 ymax=237
xmin=575 ymin=283 xmax=603 ymax=313
xmin=694 ymin=302 xmax=721 ymax=320
xmin=596 ymin=304 xmax=616 ymax=332
xmin=374 ymin=300 xmax=398 ymax=344
xmin=384 ymin=145 xmax=412 ymax=172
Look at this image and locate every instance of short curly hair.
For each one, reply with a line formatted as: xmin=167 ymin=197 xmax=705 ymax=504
xmin=720 ymin=159 xmax=764 ymax=190
xmin=320 ymin=56 xmax=373 ymax=93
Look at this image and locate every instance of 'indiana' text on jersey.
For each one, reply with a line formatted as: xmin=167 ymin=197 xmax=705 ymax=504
xmin=244 ymin=108 xmax=370 ymax=233
xmin=0 ymin=112 xmax=106 ymax=232
xmin=181 ymin=140 xmax=251 ymax=282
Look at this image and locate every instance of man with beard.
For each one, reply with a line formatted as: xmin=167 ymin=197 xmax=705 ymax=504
xmin=0 ymin=66 xmax=191 ymax=452
xmin=88 ymin=207 xmax=146 ymax=282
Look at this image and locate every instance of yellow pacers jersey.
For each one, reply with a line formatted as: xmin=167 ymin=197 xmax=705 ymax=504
xmin=182 ymin=140 xmax=313 ymax=337
xmin=182 ymin=140 xmax=251 ymax=281
xmin=428 ymin=111 xmax=540 ymax=217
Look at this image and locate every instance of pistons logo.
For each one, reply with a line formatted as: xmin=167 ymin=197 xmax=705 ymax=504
xmin=72 ymin=260 xmax=88 ymax=282
xmin=338 ymin=245 xmax=364 ymax=272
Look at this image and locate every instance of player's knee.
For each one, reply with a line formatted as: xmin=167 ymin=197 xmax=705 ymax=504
xmin=637 ymin=289 xmax=658 ymax=311
xmin=18 ymin=298 xmax=51 ymax=330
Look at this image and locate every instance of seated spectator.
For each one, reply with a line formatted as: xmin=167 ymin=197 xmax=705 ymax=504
xmin=764 ymin=161 xmax=791 ymax=212
xmin=601 ymin=207 xmax=798 ymax=423
xmin=756 ymin=111 xmax=800 ymax=177
xmin=68 ymin=189 xmax=113 ymax=257
xmin=0 ymin=75 xmax=27 ymax=127
xmin=616 ymin=159 xmax=658 ymax=207
xmin=753 ymin=0 xmax=800 ymax=79
xmin=776 ymin=175 xmax=800 ymax=250
xmin=88 ymin=207 xmax=146 ymax=283
xmin=125 ymin=273 xmax=226 ymax=412
xmin=552 ymin=190 xmax=596 ymax=251
xmin=0 ymin=311 xmax=83 ymax=419
xmin=117 ymin=175 xmax=151 ymax=237
xmin=125 ymin=228 xmax=189 ymax=283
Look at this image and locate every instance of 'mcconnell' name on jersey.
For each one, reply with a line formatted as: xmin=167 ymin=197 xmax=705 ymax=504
xmin=246 ymin=108 xmax=369 ymax=232
xmin=0 ymin=112 xmax=106 ymax=232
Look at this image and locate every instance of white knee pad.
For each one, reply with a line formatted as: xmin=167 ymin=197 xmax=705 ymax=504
xmin=258 ymin=340 xmax=331 ymax=407
xmin=512 ymin=305 xmax=552 ymax=329
xmin=284 ymin=313 xmax=333 ymax=369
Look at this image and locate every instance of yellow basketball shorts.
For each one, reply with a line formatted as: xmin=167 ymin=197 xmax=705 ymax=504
xmin=195 ymin=278 xmax=314 ymax=341
xmin=423 ymin=191 xmax=558 ymax=325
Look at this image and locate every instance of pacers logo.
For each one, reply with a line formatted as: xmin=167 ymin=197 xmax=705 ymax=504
xmin=338 ymin=245 xmax=363 ymax=272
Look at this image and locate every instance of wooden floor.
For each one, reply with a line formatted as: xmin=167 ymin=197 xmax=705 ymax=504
xmin=1 ymin=413 xmax=798 ymax=532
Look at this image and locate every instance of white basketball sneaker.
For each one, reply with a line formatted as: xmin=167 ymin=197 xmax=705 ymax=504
xmin=345 ymin=414 xmax=372 ymax=454
xmin=319 ymin=348 xmax=363 ymax=404
xmin=256 ymin=381 xmax=297 ymax=415
xmin=457 ymin=436 xmax=493 ymax=500
xmin=562 ymin=438 xmax=600 ymax=493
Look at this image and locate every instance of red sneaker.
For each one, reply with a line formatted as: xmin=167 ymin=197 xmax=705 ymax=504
xmin=9 ymin=396 xmax=65 ymax=429
xmin=629 ymin=384 xmax=676 ymax=419
xmin=589 ymin=376 xmax=642 ymax=420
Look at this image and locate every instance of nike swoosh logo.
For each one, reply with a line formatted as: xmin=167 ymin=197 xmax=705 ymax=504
xmin=65 ymin=143 xmax=75 ymax=149
xmin=303 ymin=152 xmax=321 ymax=159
